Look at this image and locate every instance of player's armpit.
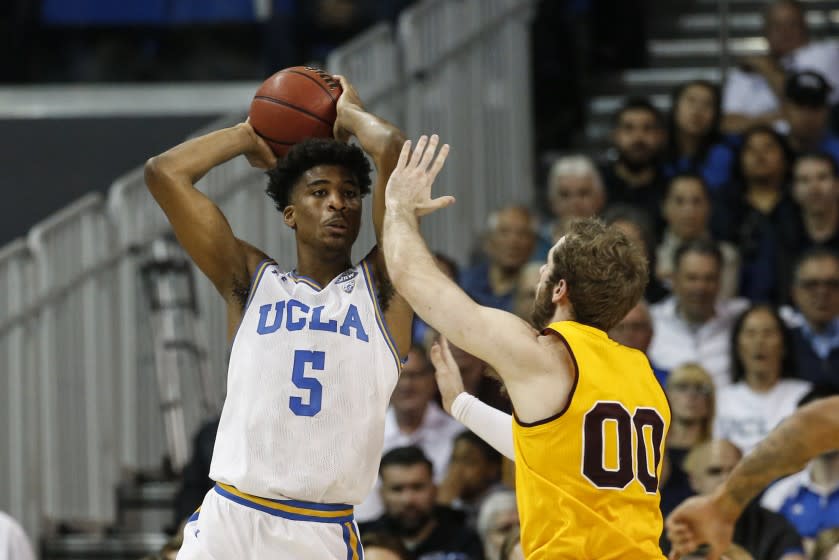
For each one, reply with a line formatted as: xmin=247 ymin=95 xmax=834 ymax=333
xmin=365 ymin=248 xmax=413 ymax=359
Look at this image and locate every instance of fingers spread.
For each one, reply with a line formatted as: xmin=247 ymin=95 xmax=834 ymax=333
xmin=409 ymin=135 xmax=429 ymax=168
xmin=397 ymin=140 xmax=412 ymax=169
xmin=429 ymin=143 xmax=450 ymax=182
xmin=419 ymin=134 xmax=439 ymax=170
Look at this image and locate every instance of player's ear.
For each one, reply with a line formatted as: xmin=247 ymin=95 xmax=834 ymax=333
xmin=552 ymin=279 xmax=567 ymax=304
xmin=283 ymin=205 xmax=296 ymax=229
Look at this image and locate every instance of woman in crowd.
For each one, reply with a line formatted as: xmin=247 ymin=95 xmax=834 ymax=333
xmin=713 ymin=126 xmax=803 ymax=304
xmin=660 ymin=364 xmax=716 ymax=518
xmin=714 ymin=305 xmax=812 ymax=454
xmin=656 ymin=173 xmax=740 ymax=300
xmin=664 ymin=80 xmax=737 ymax=192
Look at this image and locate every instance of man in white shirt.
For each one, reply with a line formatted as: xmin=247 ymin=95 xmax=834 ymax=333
xmin=722 ymin=0 xmax=839 ymax=133
xmin=0 ymin=511 xmax=35 ymax=560
xmin=356 ymin=345 xmax=462 ymax=521
xmin=648 ymin=239 xmax=749 ymax=389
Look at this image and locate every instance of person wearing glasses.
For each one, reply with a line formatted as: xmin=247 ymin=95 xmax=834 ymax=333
xmin=661 ymin=364 xmax=716 ymax=519
xmin=786 ymin=248 xmax=839 ymax=391
xmin=713 ymin=305 xmax=812 ymax=455
xmin=681 ymin=440 xmax=805 ymax=560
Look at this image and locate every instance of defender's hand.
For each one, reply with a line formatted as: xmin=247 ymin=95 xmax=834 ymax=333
xmin=430 ymin=337 xmax=465 ymax=415
xmin=385 ymin=135 xmax=454 ymax=217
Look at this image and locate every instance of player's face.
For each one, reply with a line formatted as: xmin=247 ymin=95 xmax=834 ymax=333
xmin=663 ymin=177 xmax=710 ymax=239
xmin=390 ymin=349 xmax=436 ymax=415
xmin=380 ymin=464 xmax=436 ymax=535
xmin=288 ymin=164 xmax=362 ymax=252
xmin=793 ymin=158 xmax=838 ymax=211
xmin=792 ymin=257 xmax=839 ymax=326
xmin=613 ymin=110 xmax=663 ymax=169
xmin=736 ymin=308 xmax=785 ymax=384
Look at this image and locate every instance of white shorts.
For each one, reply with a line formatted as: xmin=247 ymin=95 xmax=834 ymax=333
xmin=176 ymin=483 xmax=364 ymax=560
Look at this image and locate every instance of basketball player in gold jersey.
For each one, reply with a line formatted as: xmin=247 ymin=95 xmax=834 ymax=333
xmin=382 ymin=135 xmax=670 ymax=559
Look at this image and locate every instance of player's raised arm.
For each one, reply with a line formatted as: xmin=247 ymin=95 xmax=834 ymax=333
xmin=332 ymin=75 xmax=412 ymax=354
xmin=667 ymin=395 xmax=839 ymax=559
xmin=382 ymin=136 xmax=554 ymax=387
xmin=144 ymin=123 xmax=274 ymax=301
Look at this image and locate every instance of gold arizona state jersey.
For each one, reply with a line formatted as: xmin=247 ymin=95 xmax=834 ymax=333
xmin=513 ymin=321 xmax=670 ymax=560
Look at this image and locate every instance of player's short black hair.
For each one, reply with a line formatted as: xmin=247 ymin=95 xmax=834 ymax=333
xmin=265 ymin=138 xmax=373 ymax=210
xmin=379 ymin=445 xmax=433 ymax=476
xmin=454 ymin=430 xmax=501 ymax=467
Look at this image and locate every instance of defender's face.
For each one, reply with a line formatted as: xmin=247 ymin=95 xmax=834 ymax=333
xmin=288 ymin=165 xmax=362 ymax=252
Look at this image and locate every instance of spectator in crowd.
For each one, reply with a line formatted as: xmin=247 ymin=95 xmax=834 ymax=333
xmin=714 ymin=305 xmax=812 ymax=454
xmin=0 ymin=511 xmax=35 ymax=560
xmin=512 ymin=262 xmax=543 ymax=323
xmin=649 ymin=240 xmax=749 ymax=389
xmin=361 ymin=532 xmax=411 ymax=560
xmin=357 ymin=345 xmax=463 ymax=522
xmin=660 ymin=364 xmax=716 ymax=519
xmin=461 ymin=205 xmax=536 ymax=313
xmin=682 ymin=440 xmax=806 ymax=560
xmin=608 ymin=300 xmax=669 ymax=386
xmin=714 ymin=125 xmax=803 ymax=304
xmin=360 ymin=446 xmax=485 ymax=560
xmin=475 ymin=490 xmax=518 ymax=560
xmin=792 ymin=153 xmax=839 ymax=252
xmin=535 ymin=155 xmax=606 ymax=259
xmin=787 ymin=248 xmax=839 ymax=390
xmin=657 ymin=174 xmax=741 ymax=300
xmin=784 ymin=71 xmax=839 ymax=163
xmin=664 ymin=80 xmax=736 ymax=192
xmin=813 ymin=528 xmax=839 ymax=560
xmin=599 ymin=97 xmax=668 ymax=226
xmin=446 ymin=341 xmax=509 ymax=414
xmin=499 ymin=525 xmax=525 ymax=560
xmin=602 ymin=204 xmax=670 ymax=303
xmin=761 ymin=388 xmax=839 ymax=550
xmin=437 ymin=431 xmax=504 ymax=529
xmin=721 ymin=0 xmax=839 ymax=134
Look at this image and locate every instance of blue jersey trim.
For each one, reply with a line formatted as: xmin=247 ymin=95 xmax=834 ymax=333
xmin=360 ymin=258 xmax=402 ymax=372
xmin=213 ymin=483 xmax=354 ymax=524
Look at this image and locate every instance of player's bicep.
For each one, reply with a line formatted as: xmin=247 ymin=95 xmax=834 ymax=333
xmin=145 ymin=166 xmax=248 ymax=297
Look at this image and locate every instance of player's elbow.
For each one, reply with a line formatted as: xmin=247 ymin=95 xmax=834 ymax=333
xmin=144 ymin=155 xmax=176 ymax=194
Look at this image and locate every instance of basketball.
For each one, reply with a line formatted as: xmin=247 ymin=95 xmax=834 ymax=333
xmin=248 ymin=66 xmax=344 ymax=157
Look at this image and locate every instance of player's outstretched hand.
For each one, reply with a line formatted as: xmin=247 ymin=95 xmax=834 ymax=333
xmin=333 ymin=75 xmax=363 ymax=143
xmin=666 ymin=495 xmax=736 ymax=560
xmin=385 ymin=135 xmax=454 ymax=217
xmin=240 ymin=120 xmax=277 ymax=169
xmin=430 ymin=336 xmax=465 ymax=415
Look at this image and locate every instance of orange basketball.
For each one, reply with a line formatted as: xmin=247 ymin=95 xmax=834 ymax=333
xmin=248 ymin=66 xmax=344 ymax=157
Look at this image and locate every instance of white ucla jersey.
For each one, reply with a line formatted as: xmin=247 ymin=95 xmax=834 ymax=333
xmin=210 ymin=257 xmax=401 ymax=504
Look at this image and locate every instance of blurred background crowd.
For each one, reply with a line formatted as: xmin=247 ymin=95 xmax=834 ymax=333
xmin=3 ymin=0 xmax=839 ymax=559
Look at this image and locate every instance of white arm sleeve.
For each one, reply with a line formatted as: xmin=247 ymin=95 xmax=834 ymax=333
xmin=450 ymin=392 xmax=515 ymax=460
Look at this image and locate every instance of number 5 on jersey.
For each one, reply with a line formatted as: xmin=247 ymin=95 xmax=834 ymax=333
xmin=582 ymin=401 xmax=666 ymax=494
xmin=289 ymin=350 xmax=324 ymax=417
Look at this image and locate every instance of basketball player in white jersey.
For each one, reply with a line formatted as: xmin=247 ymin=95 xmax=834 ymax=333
xmin=145 ymin=76 xmax=412 ymax=559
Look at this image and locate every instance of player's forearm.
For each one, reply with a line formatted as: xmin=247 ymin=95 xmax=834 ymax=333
xmin=383 ymin=207 xmax=436 ymax=293
xmin=339 ymin=105 xmax=405 ymax=165
xmin=145 ymin=124 xmax=254 ymax=189
xmin=451 ymin=393 xmax=516 ymax=460
xmin=714 ymin=396 xmax=839 ymax=517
